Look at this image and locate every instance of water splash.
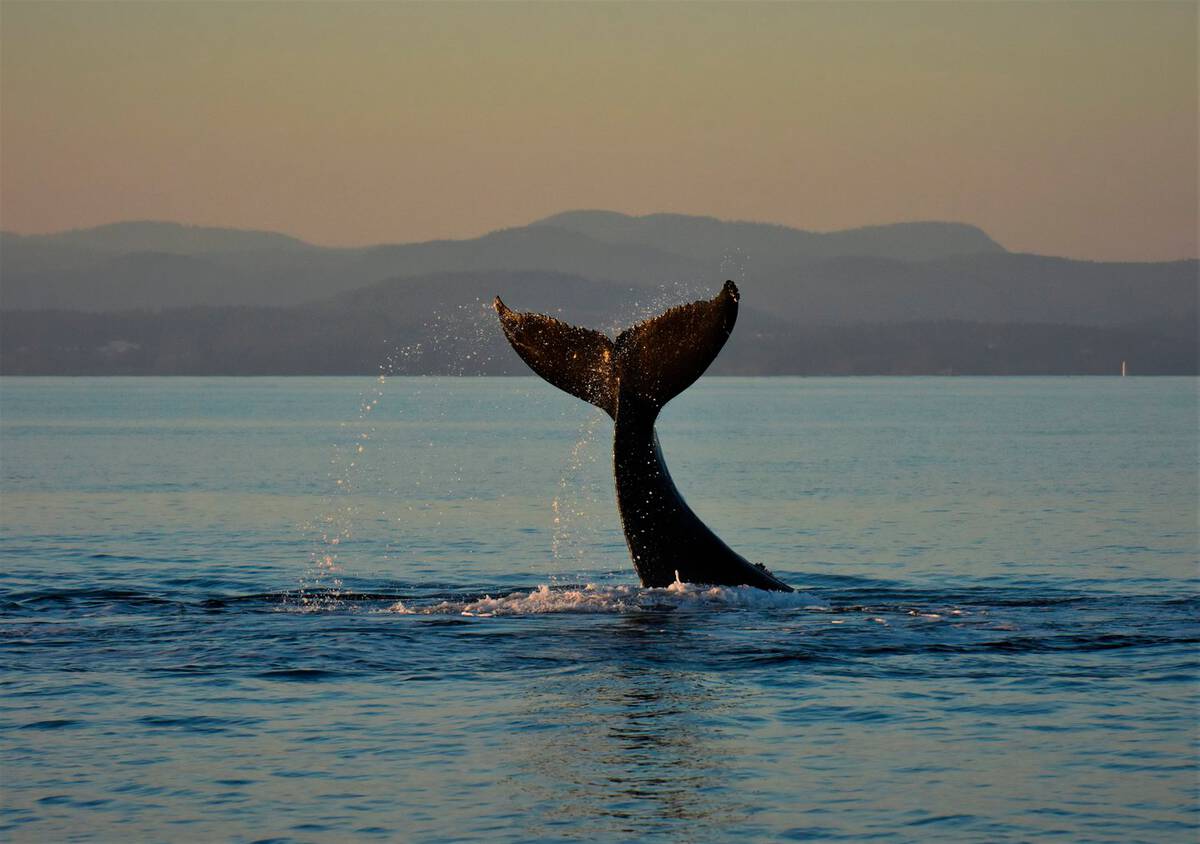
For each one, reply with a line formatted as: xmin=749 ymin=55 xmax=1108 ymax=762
xmin=603 ymin=280 xmax=720 ymax=336
xmin=387 ymin=578 xmax=827 ymax=617
xmin=550 ymin=410 xmax=607 ymax=576
xmin=719 ymin=247 xmax=749 ymax=290
xmin=298 ymin=302 xmax=505 ymax=602
xmin=297 ymin=371 xmax=391 ymax=605
xmin=382 ymin=300 xmax=500 ymax=376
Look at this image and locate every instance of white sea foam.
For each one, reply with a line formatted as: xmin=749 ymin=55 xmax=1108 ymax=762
xmin=387 ymin=577 xmax=827 ymax=617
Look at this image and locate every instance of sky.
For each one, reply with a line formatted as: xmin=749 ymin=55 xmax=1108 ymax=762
xmin=1 ymin=1 xmax=1195 ymax=261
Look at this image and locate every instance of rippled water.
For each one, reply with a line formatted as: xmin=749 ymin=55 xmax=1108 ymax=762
xmin=1 ymin=377 xmax=1196 ymax=842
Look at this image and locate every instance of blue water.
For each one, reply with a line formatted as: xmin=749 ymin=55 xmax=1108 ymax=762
xmin=1 ymin=376 xmax=1196 ymax=842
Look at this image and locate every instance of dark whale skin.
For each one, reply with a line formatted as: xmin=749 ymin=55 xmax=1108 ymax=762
xmin=495 ymin=281 xmax=792 ymax=592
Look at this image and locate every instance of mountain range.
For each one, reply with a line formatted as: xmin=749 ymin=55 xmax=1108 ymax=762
xmin=1 ymin=211 xmax=1195 ymax=374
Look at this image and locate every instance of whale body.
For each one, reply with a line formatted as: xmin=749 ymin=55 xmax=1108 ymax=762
xmin=494 ymin=280 xmax=792 ymax=592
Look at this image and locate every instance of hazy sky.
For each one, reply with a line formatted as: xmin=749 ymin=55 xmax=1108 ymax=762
xmin=2 ymin=1 xmax=1195 ymax=261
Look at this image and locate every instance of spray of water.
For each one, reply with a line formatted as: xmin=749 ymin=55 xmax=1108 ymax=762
xmin=298 ymin=300 xmax=501 ymax=603
xmin=297 ymin=361 xmax=403 ymax=606
xmin=719 ymin=247 xmax=749 ymax=290
xmin=549 ymin=410 xmax=606 ymax=579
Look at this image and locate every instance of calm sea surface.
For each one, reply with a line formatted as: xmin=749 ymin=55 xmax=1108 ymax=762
xmin=1 ymin=376 xmax=1196 ymax=843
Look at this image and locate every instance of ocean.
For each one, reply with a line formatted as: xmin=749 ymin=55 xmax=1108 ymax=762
xmin=1 ymin=376 xmax=1196 ymax=842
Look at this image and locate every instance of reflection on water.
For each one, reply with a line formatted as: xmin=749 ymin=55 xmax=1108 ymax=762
xmin=513 ymin=614 xmax=752 ymax=841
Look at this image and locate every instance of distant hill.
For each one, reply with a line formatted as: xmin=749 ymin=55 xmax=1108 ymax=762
xmin=532 ymin=210 xmax=1005 ymax=263
xmin=2 ymin=221 xmax=310 ymax=256
xmin=747 ymin=253 xmax=1198 ymax=326
xmin=0 ymin=210 xmax=1005 ymax=311
xmin=0 ymin=224 xmax=702 ymax=311
xmin=2 ymin=270 xmax=1195 ymax=376
xmin=1 ymin=213 xmax=1194 ymax=327
xmin=1 ymin=210 xmax=1195 ymax=374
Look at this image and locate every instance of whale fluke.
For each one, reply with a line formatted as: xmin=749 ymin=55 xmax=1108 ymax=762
xmin=495 ymin=281 xmax=793 ymax=592
xmin=495 ymin=297 xmax=617 ymax=418
xmin=495 ymin=280 xmax=740 ymax=417
xmin=614 ymin=280 xmax=740 ymax=411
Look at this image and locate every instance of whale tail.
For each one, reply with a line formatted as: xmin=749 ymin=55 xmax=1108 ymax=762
xmin=494 ymin=279 xmax=791 ymax=592
xmin=494 ymin=280 xmax=740 ymax=417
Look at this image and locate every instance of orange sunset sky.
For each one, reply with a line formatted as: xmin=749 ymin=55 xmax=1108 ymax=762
xmin=1 ymin=1 xmax=1196 ymax=261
